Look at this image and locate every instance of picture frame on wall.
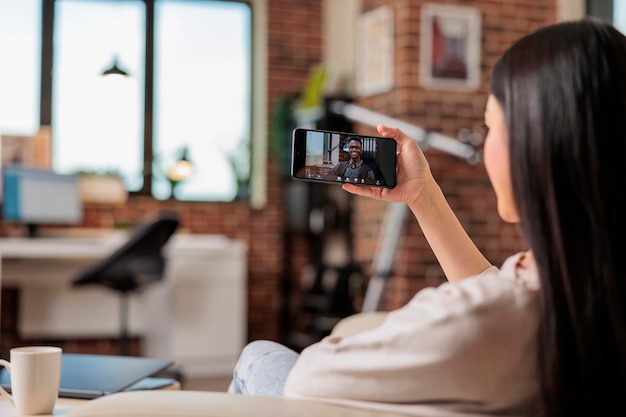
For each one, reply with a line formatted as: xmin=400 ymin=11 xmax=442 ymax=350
xmin=355 ymin=5 xmax=394 ymax=97
xmin=419 ymin=3 xmax=481 ymax=91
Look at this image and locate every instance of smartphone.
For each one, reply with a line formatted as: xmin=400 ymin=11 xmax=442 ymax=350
xmin=291 ymin=128 xmax=397 ymax=188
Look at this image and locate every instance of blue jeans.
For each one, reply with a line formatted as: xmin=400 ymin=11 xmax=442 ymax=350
xmin=228 ymin=340 xmax=299 ymax=397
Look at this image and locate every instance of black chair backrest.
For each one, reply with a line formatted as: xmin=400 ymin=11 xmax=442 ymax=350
xmin=73 ymin=214 xmax=180 ymax=293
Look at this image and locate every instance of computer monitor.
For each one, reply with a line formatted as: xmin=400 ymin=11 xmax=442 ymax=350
xmin=2 ymin=165 xmax=83 ymax=237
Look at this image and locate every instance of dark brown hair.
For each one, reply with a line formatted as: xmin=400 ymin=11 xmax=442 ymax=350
xmin=491 ymin=19 xmax=626 ymax=417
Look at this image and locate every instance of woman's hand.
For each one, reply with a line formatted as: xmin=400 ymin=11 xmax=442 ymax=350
xmin=345 ymin=125 xmax=492 ymax=282
xmin=343 ymin=125 xmax=433 ymax=205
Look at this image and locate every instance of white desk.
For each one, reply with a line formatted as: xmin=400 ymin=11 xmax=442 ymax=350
xmin=0 ymin=396 xmax=85 ymax=416
xmin=0 ymin=382 xmax=182 ymax=416
xmin=0 ymin=234 xmax=247 ymax=377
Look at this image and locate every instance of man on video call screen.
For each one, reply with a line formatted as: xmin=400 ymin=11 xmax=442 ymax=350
xmin=326 ymin=136 xmax=375 ymax=181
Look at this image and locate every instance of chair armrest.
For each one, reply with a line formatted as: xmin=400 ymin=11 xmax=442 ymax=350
xmin=67 ymin=390 xmax=402 ymax=417
xmin=331 ymin=312 xmax=388 ymax=338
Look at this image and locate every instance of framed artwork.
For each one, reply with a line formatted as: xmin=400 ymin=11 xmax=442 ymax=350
xmin=419 ymin=4 xmax=481 ymax=91
xmin=355 ymin=5 xmax=394 ymax=97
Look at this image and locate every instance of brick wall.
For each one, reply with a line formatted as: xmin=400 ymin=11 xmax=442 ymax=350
xmin=352 ymin=0 xmax=556 ymax=310
xmin=1 ymin=192 xmax=288 ymax=355
xmin=0 ymin=0 xmax=322 ymax=354
xmin=0 ymin=0 xmax=559 ymax=354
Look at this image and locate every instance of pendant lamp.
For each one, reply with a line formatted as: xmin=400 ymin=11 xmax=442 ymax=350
xmin=102 ymin=56 xmax=130 ymax=78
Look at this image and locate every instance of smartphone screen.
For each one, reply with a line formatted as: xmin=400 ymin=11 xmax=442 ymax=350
xmin=291 ymin=128 xmax=397 ymax=188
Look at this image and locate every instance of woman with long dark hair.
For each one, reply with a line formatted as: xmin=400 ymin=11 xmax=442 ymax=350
xmin=229 ymin=18 xmax=626 ymax=417
xmin=487 ymin=18 xmax=626 ymax=416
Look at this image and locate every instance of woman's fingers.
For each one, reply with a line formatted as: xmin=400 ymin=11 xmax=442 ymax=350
xmin=377 ymin=124 xmax=412 ymax=147
xmin=341 ymin=125 xmax=429 ymax=206
xmin=342 ymin=183 xmax=384 ymax=199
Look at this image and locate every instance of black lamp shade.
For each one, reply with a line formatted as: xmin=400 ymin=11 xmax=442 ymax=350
xmin=102 ymin=58 xmax=130 ymax=77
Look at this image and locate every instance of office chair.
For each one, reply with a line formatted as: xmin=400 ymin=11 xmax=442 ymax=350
xmin=72 ymin=214 xmax=180 ymax=355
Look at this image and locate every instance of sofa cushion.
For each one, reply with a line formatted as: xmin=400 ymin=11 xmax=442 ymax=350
xmin=67 ymin=390 xmax=404 ymax=417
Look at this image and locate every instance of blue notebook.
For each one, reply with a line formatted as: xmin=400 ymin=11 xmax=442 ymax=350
xmin=0 ymin=353 xmax=174 ymax=399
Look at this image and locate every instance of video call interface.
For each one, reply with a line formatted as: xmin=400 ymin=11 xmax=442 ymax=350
xmin=303 ymin=130 xmax=388 ymax=186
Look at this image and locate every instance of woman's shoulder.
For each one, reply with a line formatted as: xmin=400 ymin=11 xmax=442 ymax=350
xmin=398 ymin=252 xmax=540 ymax=323
xmin=483 ymin=251 xmax=539 ymax=290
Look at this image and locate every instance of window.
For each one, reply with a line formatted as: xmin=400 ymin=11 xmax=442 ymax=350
xmin=611 ymin=1 xmax=626 ymax=32
xmin=49 ymin=0 xmax=252 ymax=201
xmin=0 ymin=0 xmax=41 ymax=136
xmin=53 ymin=0 xmax=145 ymax=192
xmin=0 ymin=0 xmax=253 ymax=202
xmin=152 ymin=1 xmax=251 ymax=201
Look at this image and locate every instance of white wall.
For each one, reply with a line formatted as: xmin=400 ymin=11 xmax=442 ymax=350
xmin=323 ymin=0 xmax=360 ymax=96
xmin=557 ymin=0 xmax=585 ymax=21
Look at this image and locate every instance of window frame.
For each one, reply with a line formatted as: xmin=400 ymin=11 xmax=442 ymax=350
xmin=40 ymin=0 xmax=267 ymax=206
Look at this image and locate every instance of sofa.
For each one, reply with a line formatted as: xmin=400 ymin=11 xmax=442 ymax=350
xmin=68 ymin=312 xmax=395 ymax=417
xmin=67 ymin=389 xmax=404 ymax=417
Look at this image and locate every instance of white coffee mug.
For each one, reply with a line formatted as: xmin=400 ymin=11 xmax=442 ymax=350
xmin=0 ymin=346 xmax=62 ymax=415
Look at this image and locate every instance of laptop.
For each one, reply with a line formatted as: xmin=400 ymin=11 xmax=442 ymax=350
xmin=0 ymin=353 xmax=174 ymax=399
